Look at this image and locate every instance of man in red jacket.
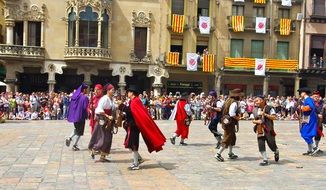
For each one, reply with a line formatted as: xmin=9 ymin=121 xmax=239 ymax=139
xmin=169 ymin=92 xmax=193 ymax=145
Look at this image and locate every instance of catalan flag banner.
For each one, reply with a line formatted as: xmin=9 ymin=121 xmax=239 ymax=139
xmin=166 ymin=52 xmax=179 ymax=65
xmin=203 ymin=54 xmax=215 ymax=73
xmin=280 ymin=19 xmax=291 ymax=36
xmin=231 ymin=16 xmax=244 ymax=32
xmin=172 ymin=14 xmax=185 ymax=33
xmin=254 ymin=0 xmax=266 ymax=4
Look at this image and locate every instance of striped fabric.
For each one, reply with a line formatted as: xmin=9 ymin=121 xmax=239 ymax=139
xmin=203 ymin=54 xmax=215 ymax=72
xmin=280 ymin=19 xmax=291 ymax=36
xmin=254 ymin=0 xmax=266 ymax=4
xmin=166 ymin=52 xmax=180 ymax=65
xmin=172 ymin=14 xmax=185 ymax=33
xmin=231 ymin=16 xmax=244 ymax=32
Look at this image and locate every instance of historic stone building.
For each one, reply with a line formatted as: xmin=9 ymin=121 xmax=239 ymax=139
xmin=0 ymin=0 xmax=304 ymax=96
xmin=299 ymin=0 xmax=326 ymax=96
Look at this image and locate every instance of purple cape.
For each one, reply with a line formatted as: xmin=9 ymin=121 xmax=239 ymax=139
xmin=67 ymin=84 xmax=89 ymax=123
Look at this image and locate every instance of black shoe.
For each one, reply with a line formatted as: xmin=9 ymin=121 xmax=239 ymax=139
xmin=65 ymin=137 xmax=71 ymax=147
xmin=179 ymin=142 xmax=188 ymax=146
xmin=215 ymin=142 xmax=221 ymax=149
xmin=72 ymin=145 xmax=80 ymax=151
xmin=274 ymin=150 xmax=279 ymax=162
xmin=170 ymin=137 xmax=175 ymax=145
xmin=259 ymin=160 xmax=269 ymax=166
xmin=228 ymin=153 xmax=238 ymax=160
xmin=302 ymin=151 xmax=312 ymax=156
xmin=214 ymin=153 xmax=224 ymax=162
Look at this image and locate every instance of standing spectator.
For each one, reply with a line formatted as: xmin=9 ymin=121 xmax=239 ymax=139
xmin=30 ymin=92 xmax=38 ymax=112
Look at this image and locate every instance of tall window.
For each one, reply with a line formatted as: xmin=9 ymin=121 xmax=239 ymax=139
xmin=251 ymin=40 xmax=264 ymax=58
xmin=101 ymin=10 xmax=109 ymax=48
xmin=28 ymin=22 xmax=41 ymax=46
xmin=253 ymin=7 xmax=265 ymax=17
xmin=232 ymin=5 xmax=244 ymax=16
xmin=68 ymin=8 xmax=76 ymax=47
xmin=277 ymin=41 xmax=289 ymax=59
xmin=314 ymin=0 xmax=326 ymax=15
xmin=134 ymin=27 xmax=147 ymax=59
xmin=310 ymin=36 xmax=326 ymax=63
xmin=231 ymin=39 xmax=244 ymax=58
xmin=198 ymin=0 xmax=209 ymax=17
xmin=79 ymin=6 xmax=98 ymax=47
xmin=172 ymin=0 xmax=184 ymax=15
xmin=278 ymin=8 xmax=290 ymax=19
xmin=171 ymin=44 xmax=183 ymax=64
xmin=13 ymin=21 xmax=23 ymax=45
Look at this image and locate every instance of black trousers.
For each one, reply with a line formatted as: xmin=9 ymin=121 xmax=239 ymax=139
xmin=208 ymin=116 xmax=221 ymax=137
xmin=74 ymin=120 xmax=86 ymax=136
xmin=258 ymin=133 xmax=278 ymax=152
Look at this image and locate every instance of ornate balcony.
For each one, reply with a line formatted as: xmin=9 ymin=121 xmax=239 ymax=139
xmin=0 ymin=44 xmax=45 ymax=59
xmin=64 ymin=47 xmax=112 ymax=61
xmin=224 ymin=57 xmax=298 ymax=72
xmin=227 ymin=16 xmax=271 ymax=32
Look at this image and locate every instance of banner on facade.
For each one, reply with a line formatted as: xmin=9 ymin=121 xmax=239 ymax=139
xmin=231 ymin=16 xmax=244 ymax=32
xmin=282 ymin=0 xmax=292 ymax=7
xmin=187 ymin=53 xmax=199 ymax=71
xmin=199 ymin=16 xmax=210 ymax=34
xmin=255 ymin=59 xmax=266 ymax=76
xmin=203 ymin=54 xmax=215 ymax=73
xmin=254 ymin=0 xmax=266 ymax=4
xmin=172 ymin=14 xmax=185 ymax=33
xmin=234 ymin=0 xmax=245 ymax=2
xmin=255 ymin=17 xmax=266 ymax=34
xmin=280 ymin=19 xmax=291 ymax=36
xmin=167 ymin=52 xmax=180 ymax=65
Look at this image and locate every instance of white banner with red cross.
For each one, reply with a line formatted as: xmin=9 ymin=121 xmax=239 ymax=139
xmin=256 ymin=17 xmax=266 ymax=34
xmin=255 ymin=58 xmax=266 ymax=76
xmin=187 ymin=53 xmax=199 ymax=71
xmin=199 ymin=16 xmax=210 ymax=34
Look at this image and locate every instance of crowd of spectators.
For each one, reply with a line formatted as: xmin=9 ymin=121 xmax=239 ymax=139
xmin=2 ymin=90 xmax=323 ymax=123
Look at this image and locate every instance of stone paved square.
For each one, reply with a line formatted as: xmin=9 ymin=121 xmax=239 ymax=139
xmin=0 ymin=120 xmax=325 ymax=190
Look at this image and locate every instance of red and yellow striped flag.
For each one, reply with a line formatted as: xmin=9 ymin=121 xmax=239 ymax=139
xmin=172 ymin=14 xmax=185 ymax=33
xmin=254 ymin=0 xmax=266 ymax=4
xmin=203 ymin=54 xmax=215 ymax=72
xmin=231 ymin=16 xmax=244 ymax=32
xmin=280 ymin=19 xmax=291 ymax=36
xmin=166 ymin=52 xmax=179 ymax=65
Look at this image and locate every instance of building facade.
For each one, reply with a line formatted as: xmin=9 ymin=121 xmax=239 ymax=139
xmin=0 ymin=0 xmax=303 ymax=96
xmin=300 ymin=0 xmax=326 ymax=96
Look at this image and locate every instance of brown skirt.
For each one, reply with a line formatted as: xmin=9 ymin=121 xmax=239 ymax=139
xmin=221 ymin=122 xmax=237 ymax=148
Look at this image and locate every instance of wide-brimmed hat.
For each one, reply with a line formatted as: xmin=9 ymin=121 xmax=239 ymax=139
xmin=297 ymin=87 xmax=311 ymax=94
xmin=126 ymin=85 xmax=140 ymax=95
xmin=229 ymin=88 xmax=244 ymax=97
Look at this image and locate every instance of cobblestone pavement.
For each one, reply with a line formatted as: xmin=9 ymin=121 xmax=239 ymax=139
xmin=0 ymin=120 xmax=325 ymax=190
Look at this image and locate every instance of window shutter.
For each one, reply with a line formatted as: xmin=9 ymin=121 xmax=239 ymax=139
xmin=134 ymin=27 xmax=147 ymax=59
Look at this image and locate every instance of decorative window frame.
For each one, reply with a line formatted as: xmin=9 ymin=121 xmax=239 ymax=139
xmin=130 ymin=11 xmax=152 ymax=64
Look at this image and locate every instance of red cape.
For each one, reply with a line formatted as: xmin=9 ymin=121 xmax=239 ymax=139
xmin=130 ymin=97 xmax=166 ymax=153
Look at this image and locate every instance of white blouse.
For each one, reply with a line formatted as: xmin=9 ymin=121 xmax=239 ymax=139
xmin=95 ymin=95 xmax=116 ymax=114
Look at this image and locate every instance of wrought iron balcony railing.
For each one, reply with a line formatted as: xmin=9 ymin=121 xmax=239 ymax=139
xmin=227 ymin=16 xmax=271 ymax=31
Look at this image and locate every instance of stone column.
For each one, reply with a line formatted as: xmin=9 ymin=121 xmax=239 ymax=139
xmin=75 ymin=17 xmax=80 ymax=47
xmin=4 ymin=79 xmax=16 ymax=93
xmin=108 ymin=17 xmax=112 ymax=50
xmin=263 ymin=76 xmax=269 ymax=96
xmin=216 ymin=74 xmax=222 ymax=96
xmin=294 ymin=76 xmax=301 ymax=97
xmin=118 ymin=82 xmax=127 ymax=96
xmin=47 ymin=72 xmax=56 ymax=93
xmin=131 ymin=25 xmax=135 ymax=54
xmin=41 ymin=21 xmax=45 ymax=47
xmin=153 ymin=84 xmax=163 ymax=97
xmin=146 ymin=27 xmax=151 ymax=54
xmin=23 ymin=21 xmax=28 ymax=46
xmin=65 ymin=18 xmax=69 ymax=47
xmin=5 ymin=19 xmax=15 ymax=45
xmin=83 ymin=72 xmax=92 ymax=89
xmin=97 ymin=18 xmax=102 ymax=48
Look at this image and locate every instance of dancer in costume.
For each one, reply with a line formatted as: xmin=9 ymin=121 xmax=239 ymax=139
xmin=311 ymin=90 xmax=324 ymax=152
xmin=65 ymin=83 xmax=89 ymax=151
xmin=252 ymin=95 xmax=279 ymax=166
xmin=298 ymin=87 xmax=320 ymax=156
xmin=89 ymin=84 xmax=103 ymax=135
xmin=123 ymin=85 xmax=166 ymax=170
xmin=169 ymin=92 xmax=193 ymax=146
xmin=88 ymin=84 xmax=116 ymax=162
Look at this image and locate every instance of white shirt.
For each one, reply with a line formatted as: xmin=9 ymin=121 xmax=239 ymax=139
xmin=95 ymin=95 xmax=115 ymax=114
xmin=229 ymin=102 xmax=238 ymax=117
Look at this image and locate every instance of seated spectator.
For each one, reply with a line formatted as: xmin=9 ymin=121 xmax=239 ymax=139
xmin=31 ymin=111 xmax=39 ymax=120
xmin=16 ymin=110 xmax=25 ymax=120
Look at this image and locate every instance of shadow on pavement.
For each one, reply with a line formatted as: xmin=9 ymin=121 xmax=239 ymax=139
xmin=186 ymin=143 xmax=213 ymax=147
xmin=235 ymin=156 xmax=261 ymax=161
xmin=274 ymin=159 xmax=296 ymax=165
xmin=140 ymin=162 xmax=177 ymax=170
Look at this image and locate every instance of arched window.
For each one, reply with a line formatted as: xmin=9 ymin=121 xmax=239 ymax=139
xmin=68 ymin=8 xmax=76 ymax=47
xmin=79 ymin=6 xmax=98 ymax=47
xmin=101 ymin=10 xmax=109 ymax=48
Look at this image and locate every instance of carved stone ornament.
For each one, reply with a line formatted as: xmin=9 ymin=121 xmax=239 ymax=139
xmin=5 ymin=3 xmax=46 ymax=21
xmin=130 ymin=51 xmax=152 ymax=64
xmin=48 ymin=64 xmax=56 ymax=72
xmin=132 ymin=11 xmax=151 ymax=27
xmin=147 ymin=65 xmax=169 ymax=85
xmin=66 ymin=0 xmax=112 ymax=14
xmin=111 ymin=64 xmax=132 ymax=78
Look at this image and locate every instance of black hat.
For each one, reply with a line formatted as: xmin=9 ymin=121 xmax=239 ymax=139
xmin=297 ymin=87 xmax=311 ymax=94
xmin=126 ymin=85 xmax=140 ymax=95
